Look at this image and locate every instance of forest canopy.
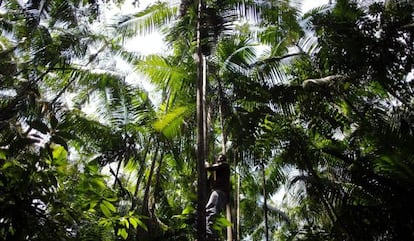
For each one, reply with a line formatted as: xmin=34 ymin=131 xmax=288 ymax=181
xmin=1 ymin=0 xmax=414 ymax=241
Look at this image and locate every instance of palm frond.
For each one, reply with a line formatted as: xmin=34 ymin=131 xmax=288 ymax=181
xmin=153 ymin=106 xmax=191 ymax=139
xmin=137 ymin=55 xmax=185 ymax=89
xmin=57 ymin=110 xmax=117 ymax=153
xmin=52 ymin=24 xmax=93 ymax=59
xmin=114 ymin=2 xmax=177 ymax=39
xmin=49 ymin=0 xmax=78 ymax=27
xmin=215 ymin=36 xmax=257 ymax=76
xmin=301 ymin=3 xmax=333 ymax=19
xmin=136 ymin=54 xmax=193 ymax=109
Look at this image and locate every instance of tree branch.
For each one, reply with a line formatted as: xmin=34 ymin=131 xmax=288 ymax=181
xmin=302 ymin=74 xmax=347 ymax=90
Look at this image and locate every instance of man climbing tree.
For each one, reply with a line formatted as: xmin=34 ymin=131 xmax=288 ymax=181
xmin=205 ymin=154 xmax=230 ymax=240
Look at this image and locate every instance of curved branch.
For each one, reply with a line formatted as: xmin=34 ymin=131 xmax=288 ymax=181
xmin=302 ymin=74 xmax=347 ymax=90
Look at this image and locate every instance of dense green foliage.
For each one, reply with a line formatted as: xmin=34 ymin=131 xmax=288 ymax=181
xmin=1 ymin=0 xmax=413 ymax=241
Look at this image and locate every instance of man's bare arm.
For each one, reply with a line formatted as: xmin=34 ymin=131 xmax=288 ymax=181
xmin=205 ymin=162 xmax=223 ymax=171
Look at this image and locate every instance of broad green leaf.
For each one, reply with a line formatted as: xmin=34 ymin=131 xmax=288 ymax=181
xmin=182 ymin=206 xmax=195 ymax=215
xmin=1 ymin=161 xmax=13 ymax=170
xmin=99 ymin=219 xmax=112 ymax=228
xmin=214 ymin=216 xmax=232 ymax=228
xmin=105 ymin=196 xmax=118 ymax=202
xmin=52 ymin=145 xmax=68 ymax=165
xmin=117 ymin=228 xmax=128 ymax=240
xmin=91 ymin=177 xmax=106 ymax=189
xmin=89 ymin=200 xmax=98 ymax=209
xmin=129 ymin=217 xmax=138 ymax=229
xmin=102 ymin=200 xmax=116 ymax=212
xmin=0 ymin=150 xmax=6 ymax=160
xmin=135 ymin=218 xmax=148 ymax=231
xmin=100 ymin=203 xmax=112 ymax=218
xmin=120 ymin=218 xmax=129 ymax=229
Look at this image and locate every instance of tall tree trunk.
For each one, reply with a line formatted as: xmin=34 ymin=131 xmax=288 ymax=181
xmin=132 ymin=138 xmax=151 ymax=210
xmin=113 ymin=158 xmax=122 ymax=189
xmin=226 ymin=204 xmax=232 ymax=241
xmin=196 ymin=0 xmax=207 ymax=240
xmin=235 ymin=154 xmax=241 ymax=241
xmin=136 ymin=143 xmax=159 ymax=241
xmin=218 ymin=77 xmax=233 ymax=241
xmin=151 ymin=151 xmax=165 ymax=213
xmin=262 ymin=162 xmax=269 ymax=241
xmin=142 ymin=143 xmax=159 ymax=215
xmin=217 ymin=77 xmax=227 ymax=153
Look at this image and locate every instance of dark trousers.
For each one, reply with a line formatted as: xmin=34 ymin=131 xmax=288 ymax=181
xmin=205 ymin=189 xmax=226 ymax=238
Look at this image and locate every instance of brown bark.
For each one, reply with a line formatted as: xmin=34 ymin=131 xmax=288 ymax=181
xmin=196 ymin=0 xmax=207 ymax=240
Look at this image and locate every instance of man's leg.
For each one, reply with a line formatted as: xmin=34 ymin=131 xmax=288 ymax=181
xmin=206 ymin=190 xmax=226 ymax=240
xmin=206 ymin=190 xmax=219 ymax=237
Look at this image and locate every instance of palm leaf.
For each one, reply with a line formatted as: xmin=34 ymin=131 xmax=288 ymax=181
xmin=115 ymin=2 xmax=177 ymax=39
xmin=153 ymin=106 xmax=191 ymax=138
xmin=137 ymin=55 xmax=186 ymax=89
xmin=49 ymin=0 xmax=78 ymax=27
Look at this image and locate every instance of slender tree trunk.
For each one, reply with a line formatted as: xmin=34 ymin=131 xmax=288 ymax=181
xmin=149 ymin=151 xmax=169 ymax=237
xmin=203 ymin=56 xmax=208 ymax=158
xmin=226 ymin=204 xmax=232 ymax=240
xmin=136 ymin=143 xmax=159 ymax=241
xmin=151 ymin=151 xmax=164 ymax=212
xmin=142 ymin=142 xmax=159 ymax=215
xmin=112 ymin=157 xmax=123 ymax=189
xmin=262 ymin=162 xmax=269 ymax=241
xmin=196 ymin=0 xmax=207 ymax=240
xmin=217 ymin=77 xmax=233 ymax=241
xmin=235 ymin=159 xmax=241 ymax=241
xmin=217 ymin=77 xmax=227 ymax=153
xmin=132 ymin=138 xmax=151 ymax=210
